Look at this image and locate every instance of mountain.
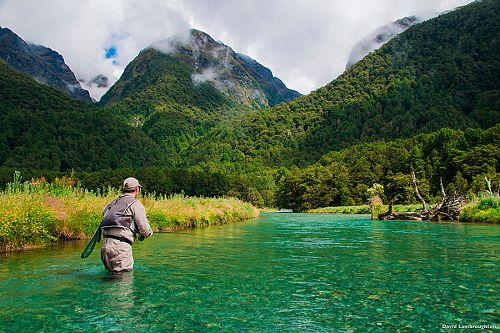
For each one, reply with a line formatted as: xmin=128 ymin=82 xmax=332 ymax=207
xmin=184 ymin=0 xmax=499 ymax=171
xmin=99 ymin=29 xmax=300 ymax=164
xmin=235 ymin=52 xmax=301 ymax=106
xmin=101 ymin=29 xmax=300 ymax=108
xmin=346 ymin=16 xmax=422 ymax=69
xmin=0 ymin=26 xmax=91 ymax=102
xmin=0 ymin=60 xmax=163 ymax=170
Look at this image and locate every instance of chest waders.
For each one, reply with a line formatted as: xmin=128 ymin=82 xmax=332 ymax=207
xmin=80 ymin=196 xmax=137 ymax=259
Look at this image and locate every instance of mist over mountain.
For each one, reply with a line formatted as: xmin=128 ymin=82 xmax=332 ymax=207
xmin=184 ymin=0 xmax=499 ymax=170
xmin=0 ymin=26 xmax=91 ymax=102
xmin=0 ymin=0 xmax=497 ymax=208
xmin=346 ymin=16 xmax=422 ymax=69
xmin=97 ymin=29 xmax=301 ymax=164
xmin=102 ymin=29 xmax=300 ymax=108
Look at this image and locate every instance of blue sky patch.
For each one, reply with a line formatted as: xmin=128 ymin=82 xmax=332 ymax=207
xmin=105 ymin=46 xmax=117 ymax=59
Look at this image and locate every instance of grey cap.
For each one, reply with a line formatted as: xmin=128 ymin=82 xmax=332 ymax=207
xmin=123 ymin=177 xmax=142 ymax=191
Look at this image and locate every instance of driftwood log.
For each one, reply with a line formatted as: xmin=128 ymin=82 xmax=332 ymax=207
xmin=379 ymin=196 xmax=467 ymax=221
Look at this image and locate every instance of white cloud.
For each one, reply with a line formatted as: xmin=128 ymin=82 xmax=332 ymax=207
xmin=0 ymin=0 xmax=474 ymax=100
xmin=192 ymin=67 xmax=219 ymax=85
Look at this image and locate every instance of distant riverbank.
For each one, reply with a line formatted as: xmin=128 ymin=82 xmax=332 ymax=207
xmin=308 ymin=199 xmax=499 ymax=224
xmin=308 ymin=204 xmax=421 ymax=215
xmin=0 ymin=174 xmax=259 ymax=252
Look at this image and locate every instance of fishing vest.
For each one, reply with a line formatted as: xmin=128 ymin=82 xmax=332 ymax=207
xmin=101 ymin=195 xmax=137 ymax=230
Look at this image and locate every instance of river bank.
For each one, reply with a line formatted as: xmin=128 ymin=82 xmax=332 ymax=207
xmin=308 ymin=198 xmax=499 ymax=223
xmin=308 ymin=204 xmax=421 ymax=215
xmin=0 ymin=175 xmax=259 ymax=252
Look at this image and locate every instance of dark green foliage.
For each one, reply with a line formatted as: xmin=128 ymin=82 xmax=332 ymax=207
xmin=0 ymin=1 xmax=498 ymax=210
xmin=0 ymin=61 xmax=163 ymax=171
xmin=276 ymin=126 xmax=499 ymax=211
xmin=477 ymin=197 xmax=499 ymax=210
xmin=100 ymin=49 xmax=256 ymax=164
xmin=185 ymin=0 xmax=499 ymax=168
xmin=101 ymin=49 xmax=234 ymax=113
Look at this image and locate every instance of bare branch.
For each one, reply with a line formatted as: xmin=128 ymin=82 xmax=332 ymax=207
xmin=410 ymin=166 xmax=427 ymax=211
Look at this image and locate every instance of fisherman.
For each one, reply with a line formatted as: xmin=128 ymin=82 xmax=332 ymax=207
xmin=100 ymin=177 xmax=153 ymax=272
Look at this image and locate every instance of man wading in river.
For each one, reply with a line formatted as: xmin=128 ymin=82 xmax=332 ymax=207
xmin=100 ymin=177 xmax=153 ymax=272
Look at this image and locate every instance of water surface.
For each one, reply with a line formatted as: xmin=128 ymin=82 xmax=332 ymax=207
xmin=1 ymin=213 xmax=499 ymax=332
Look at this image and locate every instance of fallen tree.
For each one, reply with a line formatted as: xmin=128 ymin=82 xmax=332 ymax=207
xmin=378 ymin=195 xmax=467 ymax=221
xmin=377 ymin=171 xmax=467 ymax=221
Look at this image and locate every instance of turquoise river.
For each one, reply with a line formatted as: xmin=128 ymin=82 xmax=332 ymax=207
xmin=0 ymin=213 xmax=499 ymax=332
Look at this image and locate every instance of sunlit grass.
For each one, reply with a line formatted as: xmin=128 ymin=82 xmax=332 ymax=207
xmin=308 ymin=204 xmax=422 ymax=215
xmin=460 ymin=197 xmax=499 ymax=223
xmin=0 ymin=173 xmax=259 ymax=251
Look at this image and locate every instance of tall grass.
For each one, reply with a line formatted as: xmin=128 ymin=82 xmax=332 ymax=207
xmin=460 ymin=196 xmax=500 ymax=223
xmin=308 ymin=204 xmax=422 ymax=215
xmin=0 ymin=173 xmax=259 ymax=252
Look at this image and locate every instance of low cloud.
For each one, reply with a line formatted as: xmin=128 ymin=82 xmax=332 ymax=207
xmin=192 ymin=67 xmax=219 ymax=85
xmin=346 ymin=16 xmax=422 ymax=69
xmin=0 ymin=0 xmax=474 ymax=100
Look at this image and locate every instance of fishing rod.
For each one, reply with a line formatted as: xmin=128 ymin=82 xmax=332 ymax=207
xmin=81 ymin=228 xmax=223 ymax=258
xmin=156 ymin=231 xmax=225 ymax=240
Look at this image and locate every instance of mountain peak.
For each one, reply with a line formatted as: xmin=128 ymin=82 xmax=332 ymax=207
xmin=346 ymin=16 xmax=422 ymax=69
xmin=144 ymin=29 xmax=300 ymax=107
xmin=0 ymin=26 xmax=92 ymax=102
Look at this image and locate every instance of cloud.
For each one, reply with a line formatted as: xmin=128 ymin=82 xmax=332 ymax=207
xmin=0 ymin=0 xmax=474 ymax=100
xmin=192 ymin=67 xmax=219 ymax=85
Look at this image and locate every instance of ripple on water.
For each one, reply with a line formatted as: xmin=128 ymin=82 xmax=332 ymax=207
xmin=0 ymin=213 xmax=499 ymax=332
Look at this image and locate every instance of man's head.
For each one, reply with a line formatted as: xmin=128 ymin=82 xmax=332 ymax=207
xmin=122 ymin=177 xmax=142 ymax=197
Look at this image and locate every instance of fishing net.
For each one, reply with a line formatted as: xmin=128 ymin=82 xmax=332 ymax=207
xmin=80 ymin=227 xmax=101 ymax=259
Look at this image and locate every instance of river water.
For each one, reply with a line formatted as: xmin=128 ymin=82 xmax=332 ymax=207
xmin=0 ymin=213 xmax=498 ymax=332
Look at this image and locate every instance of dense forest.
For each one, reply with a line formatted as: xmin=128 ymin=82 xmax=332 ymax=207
xmin=99 ymin=48 xmax=257 ymax=165
xmin=183 ymin=0 xmax=499 ymax=168
xmin=275 ymin=126 xmax=499 ymax=211
xmin=0 ymin=61 xmax=164 ymax=170
xmin=0 ymin=0 xmax=498 ymax=208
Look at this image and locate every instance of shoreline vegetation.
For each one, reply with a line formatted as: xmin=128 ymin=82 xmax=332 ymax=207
xmin=0 ymin=173 xmax=259 ymax=252
xmin=308 ymin=205 xmax=421 ymax=215
xmin=308 ymin=198 xmax=499 ymax=224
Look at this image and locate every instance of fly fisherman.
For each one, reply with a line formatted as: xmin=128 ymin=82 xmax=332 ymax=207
xmin=100 ymin=177 xmax=153 ymax=272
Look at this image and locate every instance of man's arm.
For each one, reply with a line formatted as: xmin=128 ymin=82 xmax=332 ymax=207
xmin=131 ymin=202 xmax=153 ymax=238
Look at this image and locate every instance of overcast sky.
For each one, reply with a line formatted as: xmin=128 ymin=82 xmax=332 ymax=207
xmin=0 ymin=0 xmax=473 ymax=100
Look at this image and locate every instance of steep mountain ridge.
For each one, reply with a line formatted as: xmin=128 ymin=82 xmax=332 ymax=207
xmin=0 ymin=60 xmax=162 ymax=170
xmin=0 ymin=26 xmax=91 ymax=102
xmin=346 ymin=16 xmax=422 ymax=69
xmin=101 ymin=29 xmax=300 ymax=108
xmin=183 ymin=0 xmax=499 ymax=170
xmin=99 ymin=29 xmax=301 ymax=164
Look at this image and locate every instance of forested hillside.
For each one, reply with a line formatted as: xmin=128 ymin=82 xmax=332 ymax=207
xmin=276 ymin=126 xmax=499 ymax=211
xmin=99 ymin=30 xmax=300 ymax=164
xmin=0 ymin=0 xmax=497 ymax=209
xmin=0 ymin=26 xmax=91 ymax=102
xmin=0 ymin=61 xmax=163 ymax=170
xmin=185 ymin=0 xmax=499 ymax=169
xmin=100 ymin=47 xmax=246 ymax=164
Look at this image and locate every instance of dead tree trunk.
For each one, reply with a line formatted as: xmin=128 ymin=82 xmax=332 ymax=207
xmin=379 ymin=173 xmax=466 ymax=221
xmin=411 ymin=167 xmax=427 ymax=211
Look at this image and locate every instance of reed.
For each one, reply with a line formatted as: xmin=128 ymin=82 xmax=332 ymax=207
xmin=309 ymin=204 xmax=422 ymax=215
xmin=460 ymin=197 xmax=500 ymax=223
xmin=0 ymin=173 xmax=259 ymax=252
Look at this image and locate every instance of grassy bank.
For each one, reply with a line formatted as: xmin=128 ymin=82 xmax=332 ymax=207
xmin=0 ymin=174 xmax=259 ymax=252
xmin=308 ymin=204 xmax=422 ymax=215
xmin=460 ymin=197 xmax=500 ymax=223
xmin=309 ymin=199 xmax=500 ymax=224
